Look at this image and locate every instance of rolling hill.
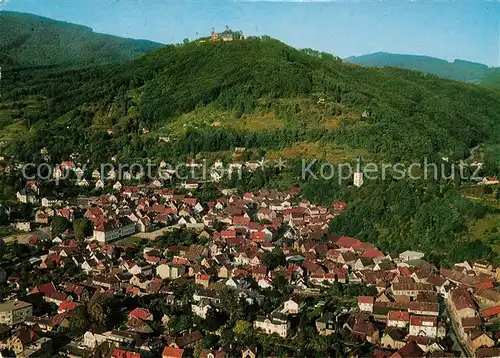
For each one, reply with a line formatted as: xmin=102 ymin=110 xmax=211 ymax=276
xmin=0 ymin=11 xmax=163 ymax=69
xmin=0 ymin=26 xmax=499 ymax=264
xmin=346 ymin=52 xmax=500 ymax=90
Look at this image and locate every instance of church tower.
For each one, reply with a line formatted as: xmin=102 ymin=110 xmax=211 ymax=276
xmin=353 ymin=171 xmax=364 ymax=188
xmin=353 ymin=156 xmax=364 ymax=187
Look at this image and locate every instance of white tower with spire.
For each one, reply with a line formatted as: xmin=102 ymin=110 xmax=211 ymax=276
xmin=353 ymin=171 xmax=364 ymax=188
xmin=353 ymin=156 xmax=364 ymax=187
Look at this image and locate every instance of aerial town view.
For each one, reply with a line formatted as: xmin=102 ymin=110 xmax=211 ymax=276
xmin=0 ymin=0 xmax=499 ymax=357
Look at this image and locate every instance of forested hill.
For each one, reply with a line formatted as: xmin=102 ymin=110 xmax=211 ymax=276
xmin=0 ymin=11 xmax=163 ymax=69
xmin=2 ymin=35 xmax=500 ymax=264
xmin=346 ymin=52 xmax=500 ymax=90
xmin=2 ymin=36 xmax=500 ymax=169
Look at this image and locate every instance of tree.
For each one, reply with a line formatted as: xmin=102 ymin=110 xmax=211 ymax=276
xmin=0 ymin=239 xmax=6 ymax=261
xmin=73 ymin=217 xmax=90 ymax=241
xmin=262 ymin=248 xmax=286 ymax=270
xmin=87 ymin=294 xmax=113 ymax=328
xmin=0 ymin=208 xmax=8 ymax=226
xmin=51 ymin=215 xmax=71 ymax=236
xmin=219 ymin=287 xmax=244 ymax=322
xmin=167 ymin=313 xmax=194 ymax=335
xmin=232 ymin=320 xmax=257 ymax=347
xmin=202 ymin=334 xmax=220 ymax=349
xmin=69 ymin=305 xmax=88 ymax=337
xmin=233 ymin=319 xmax=254 ymax=339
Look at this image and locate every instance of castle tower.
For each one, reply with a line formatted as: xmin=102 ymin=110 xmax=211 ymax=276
xmin=211 ymin=27 xmax=218 ymax=40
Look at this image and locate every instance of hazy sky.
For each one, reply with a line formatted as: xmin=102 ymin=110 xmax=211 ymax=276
xmin=2 ymin=0 xmax=499 ymax=66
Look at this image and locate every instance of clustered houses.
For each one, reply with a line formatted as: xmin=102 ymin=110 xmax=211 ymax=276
xmin=5 ymin=178 xmax=500 ymax=358
xmin=352 ymin=254 xmax=500 ymax=358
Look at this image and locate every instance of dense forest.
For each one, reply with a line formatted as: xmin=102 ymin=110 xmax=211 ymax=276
xmin=0 ymin=11 xmax=163 ymax=69
xmin=346 ymin=52 xmax=500 ymax=91
xmin=2 ymin=36 xmax=500 ymax=166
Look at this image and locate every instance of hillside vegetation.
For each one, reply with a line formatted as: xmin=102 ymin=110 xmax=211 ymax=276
xmin=0 ymin=11 xmax=163 ymax=69
xmin=1 ymin=31 xmax=500 ymax=264
xmin=2 ymin=37 xmax=500 ymax=167
xmin=346 ymin=52 xmax=500 ymax=91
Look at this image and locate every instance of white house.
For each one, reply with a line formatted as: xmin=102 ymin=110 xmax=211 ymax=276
xmin=41 ymin=197 xmax=62 ymax=207
xmin=156 ymin=263 xmax=184 ymax=280
xmin=16 ymin=190 xmax=36 ymax=204
xmin=387 ymin=311 xmax=410 ymax=328
xmin=258 ymin=278 xmax=273 ymax=290
xmin=128 ymin=262 xmax=153 ymax=276
xmin=482 ymin=177 xmax=499 ymax=185
xmin=83 ymin=328 xmax=108 ymax=349
xmin=358 ymin=296 xmax=374 ymax=312
xmin=74 ymin=167 xmax=85 ymax=179
xmin=14 ymin=221 xmax=31 ymax=232
xmin=282 ymin=297 xmax=303 ymax=314
xmin=106 ymin=169 xmax=117 ymax=181
xmin=123 ymin=171 xmax=132 ymax=181
xmin=77 ymin=178 xmax=90 ymax=187
xmin=92 ymin=220 xmax=136 ymax=243
xmin=95 ymin=180 xmax=105 ymax=189
xmin=192 ymin=300 xmax=212 ymax=319
xmin=399 ymin=250 xmax=425 ymax=262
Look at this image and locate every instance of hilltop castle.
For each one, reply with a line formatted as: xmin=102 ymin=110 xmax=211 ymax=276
xmin=208 ymin=26 xmax=244 ymax=42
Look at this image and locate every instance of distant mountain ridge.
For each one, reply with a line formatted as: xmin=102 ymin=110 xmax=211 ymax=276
xmin=0 ymin=11 xmax=164 ymax=69
xmin=346 ymin=52 xmax=500 ymax=88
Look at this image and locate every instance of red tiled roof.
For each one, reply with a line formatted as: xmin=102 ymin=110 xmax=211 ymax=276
xmin=249 ymin=232 xmax=266 ymax=241
xmin=32 ymin=282 xmax=57 ymax=296
xmin=57 ymin=301 xmax=80 ymax=314
xmin=451 ymin=289 xmax=477 ymax=311
xmin=60 ymin=161 xmax=74 ymax=168
xmin=474 ymin=281 xmax=494 ymax=289
xmin=129 ymin=307 xmax=153 ymax=320
xmin=183 ymin=198 xmax=197 ymax=206
xmin=232 ymin=216 xmax=250 ymax=225
xmin=337 ymin=235 xmax=359 ymax=247
xmin=46 ymin=291 xmax=68 ymax=302
xmin=162 ymin=347 xmax=184 ymax=358
xmin=358 ymin=296 xmax=374 ymax=304
xmin=146 ymin=256 xmax=161 ymax=263
xmin=220 ymin=230 xmax=236 ymax=238
xmin=409 ymin=315 xmax=437 ymax=327
xmin=333 ymin=201 xmax=346 ymax=209
xmin=111 ymin=348 xmax=141 ymax=358
xmin=336 ymin=236 xmax=375 ymax=251
xmin=387 ymin=311 xmax=410 ymax=321
xmin=232 ymin=269 xmax=249 ymax=277
xmin=362 ymin=249 xmax=385 ymax=259
xmin=481 ymin=305 xmax=500 ymax=318
xmin=392 ymin=341 xmax=424 ymax=358
xmin=398 ymin=267 xmax=414 ymax=276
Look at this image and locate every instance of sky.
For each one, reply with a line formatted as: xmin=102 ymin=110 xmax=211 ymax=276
xmin=2 ymin=0 xmax=499 ymax=66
